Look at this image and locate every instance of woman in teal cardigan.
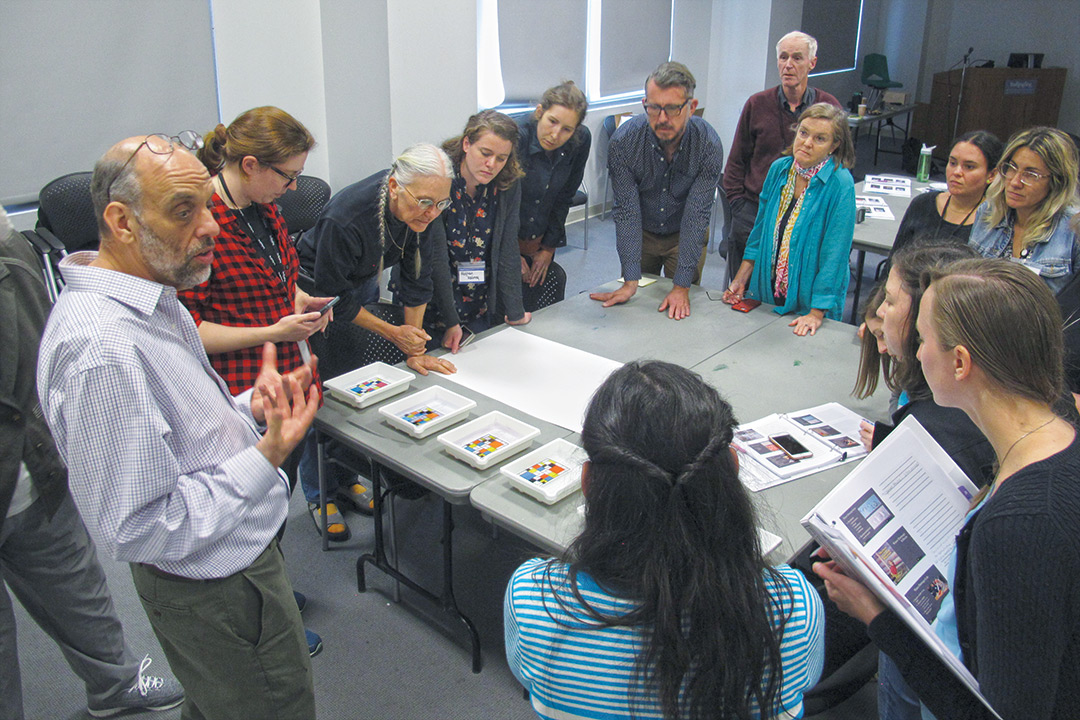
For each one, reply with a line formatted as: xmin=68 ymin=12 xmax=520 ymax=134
xmin=723 ymin=103 xmax=856 ymax=335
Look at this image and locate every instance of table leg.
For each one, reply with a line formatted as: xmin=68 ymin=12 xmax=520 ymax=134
xmin=317 ymin=431 xmax=329 ymax=552
xmin=356 ymin=463 xmax=482 ymax=673
xmin=849 ymin=249 xmax=867 ymax=324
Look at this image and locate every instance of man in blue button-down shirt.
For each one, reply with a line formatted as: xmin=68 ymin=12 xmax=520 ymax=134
xmin=591 ymin=61 xmax=724 ymax=320
xmin=38 ymin=134 xmax=320 ymax=719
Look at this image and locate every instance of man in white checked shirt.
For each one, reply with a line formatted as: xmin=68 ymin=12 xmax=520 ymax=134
xmin=37 ymin=133 xmax=319 ymax=720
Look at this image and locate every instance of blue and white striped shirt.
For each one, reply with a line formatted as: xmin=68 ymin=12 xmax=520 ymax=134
xmin=37 ymin=253 xmax=289 ymax=579
xmin=505 ymin=558 xmax=824 ymax=719
xmin=607 ymin=114 xmax=724 ymax=287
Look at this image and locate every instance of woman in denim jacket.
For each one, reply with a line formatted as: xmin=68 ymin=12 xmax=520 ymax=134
xmin=968 ymin=126 xmax=1079 ymax=295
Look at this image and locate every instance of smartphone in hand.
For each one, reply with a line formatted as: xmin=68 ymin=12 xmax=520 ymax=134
xmin=317 ymin=296 xmax=341 ymax=316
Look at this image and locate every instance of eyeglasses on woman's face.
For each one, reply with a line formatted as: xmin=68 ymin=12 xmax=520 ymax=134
xmin=263 ymin=162 xmax=302 ymax=187
xmin=403 ymin=184 xmax=451 ymax=211
xmin=1000 ymin=161 xmax=1050 ymax=187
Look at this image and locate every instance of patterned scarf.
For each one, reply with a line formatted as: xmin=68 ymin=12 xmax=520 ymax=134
xmin=773 ymin=158 xmax=828 ymax=299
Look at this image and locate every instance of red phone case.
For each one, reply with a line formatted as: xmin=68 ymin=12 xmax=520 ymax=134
xmin=732 ymin=299 xmax=761 ymax=313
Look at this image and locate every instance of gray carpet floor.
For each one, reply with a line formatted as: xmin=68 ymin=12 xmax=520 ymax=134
xmin=11 ymin=132 xmax=903 ymax=719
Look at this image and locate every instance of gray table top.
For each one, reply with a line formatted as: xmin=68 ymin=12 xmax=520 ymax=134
xmin=313 ymin=275 xmax=780 ymax=504
xmin=846 ymin=103 xmax=916 ymax=127
xmin=522 ymin=278 xmax=782 ymax=364
xmin=315 ymin=378 xmax=573 ymax=503
xmin=469 ymin=301 xmax=891 ymax=560
xmin=851 ymin=177 xmax=929 ymax=254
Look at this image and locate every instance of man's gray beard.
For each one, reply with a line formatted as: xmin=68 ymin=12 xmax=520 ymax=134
xmin=139 ymin=221 xmax=212 ymax=290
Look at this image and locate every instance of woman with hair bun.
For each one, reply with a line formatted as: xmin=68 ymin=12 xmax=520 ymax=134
xmin=180 ymin=105 xmax=329 ymax=396
xmin=505 ymin=360 xmax=824 ymax=719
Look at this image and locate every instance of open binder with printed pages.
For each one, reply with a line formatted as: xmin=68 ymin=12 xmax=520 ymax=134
xmin=801 ymin=416 xmax=1002 ymax=719
xmin=732 ymin=402 xmax=868 ymax=492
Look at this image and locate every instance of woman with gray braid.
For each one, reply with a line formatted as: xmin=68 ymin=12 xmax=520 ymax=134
xmin=505 ymin=361 xmax=825 ymax=719
xmin=298 ymin=143 xmax=457 ymax=380
xmin=295 ymin=143 xmax=456 ymax=540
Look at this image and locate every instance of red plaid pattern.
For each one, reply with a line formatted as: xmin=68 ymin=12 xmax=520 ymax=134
xmin=179 ymin=194 xmax=319 ymax=395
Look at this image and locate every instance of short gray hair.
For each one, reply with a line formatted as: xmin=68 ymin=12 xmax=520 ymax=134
xmin=0 ymin=206 xmax=12 ymax=239
xmin=90 ymin=145 xmax=144 ymax=237
xmin=776 ymin=31 xmax=818 ymax=60
xmin=645 ymin=61 xmax=696 ymax=98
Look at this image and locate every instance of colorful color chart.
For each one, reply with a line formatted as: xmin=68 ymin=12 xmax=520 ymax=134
xmin=518 ymin=459 xmax=566 ymax=485
xmin=464 ymin=434 xmax=505 ymax=458
xmin=402 ymin=407 xmax=441 ymax=425
xmin=350 ymin=378 xmax=388 ymax=395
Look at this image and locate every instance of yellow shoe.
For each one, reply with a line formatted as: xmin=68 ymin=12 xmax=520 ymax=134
xmin=309 ymin=501 xmax=350 ymax=541
xmin=337 ymin=481 xmax=374 ymax=516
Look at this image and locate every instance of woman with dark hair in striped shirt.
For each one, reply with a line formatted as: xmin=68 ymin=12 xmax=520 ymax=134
xmin=505 ymin=360 xmax=824 ymax=719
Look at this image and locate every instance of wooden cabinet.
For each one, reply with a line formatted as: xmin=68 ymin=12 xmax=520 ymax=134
xmin=926 ymin=67 xmax=1066 ymax=158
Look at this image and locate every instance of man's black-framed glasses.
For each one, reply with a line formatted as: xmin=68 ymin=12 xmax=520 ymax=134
xmin=106 ymin=131 xmax=203 ymax=203
xmin=642 ymin=99 xmax=690 ymax=118
xmin=403 ymin=184 xmax=452 ymax=212
xmin=264 ymin=162 xmax=302 ymax=186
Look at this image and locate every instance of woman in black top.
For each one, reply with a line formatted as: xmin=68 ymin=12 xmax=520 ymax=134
xmin=298 ymin=143 xmax=457 ymax=379
xmin=890 ymin=131 xmax=1002 ymax=257
xmin=515 ymin=81 xmax=591 ymax=311
xmin=864 ymin=241 xmax=994 ymax=484
xmin=817 ymin=258 xmax=1080 ymax=720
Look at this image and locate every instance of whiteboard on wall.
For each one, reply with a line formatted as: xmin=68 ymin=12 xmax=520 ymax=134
xmin=1 ymin=0 xmax=219 ymax=205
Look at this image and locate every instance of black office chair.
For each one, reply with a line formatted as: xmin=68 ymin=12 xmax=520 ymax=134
xmin=28 ymin=171 xmax=99 ymax=299
xmin=788 ymin=539 xmax=880 ymax=715
xmin=37 ymin=171 xmax=99 ymax=254
xmin=275 ymin=174 xmax=331 ymax=240
xmin=18 ymin=230 xmax=63 ymax=303
xmin=275 ymin=175 xmax=330 ymax=287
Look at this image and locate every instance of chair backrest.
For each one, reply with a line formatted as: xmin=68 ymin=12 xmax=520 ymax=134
xmin=861 ymin=53 xmax=892 ymax=84
xmin=601 ymin=114 xmax=618 ymax=140
xmin=37 ymin=171 xmax=99 ymax=253
xmin=275 ymin=175 xmax=331 ymax=236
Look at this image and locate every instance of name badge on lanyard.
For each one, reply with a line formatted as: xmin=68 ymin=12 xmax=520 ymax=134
xmin=458 ymin=261 xmax=486 ymax=284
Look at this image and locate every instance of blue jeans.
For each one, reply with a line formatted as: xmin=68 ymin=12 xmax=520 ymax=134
xmin=878 ymin=651 xmax=937 ymax=720
xmin=298 ymin=275 xmax=380 ymax=505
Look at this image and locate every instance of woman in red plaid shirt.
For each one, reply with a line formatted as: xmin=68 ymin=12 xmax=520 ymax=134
xmin=180 ymin=106 xmax=331 ymax=393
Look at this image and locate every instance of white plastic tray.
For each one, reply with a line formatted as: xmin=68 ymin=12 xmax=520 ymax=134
xmin=325 ymin=362 xmax=415 ymax=409
xmin=378 ymin=385 xmax=476 ymax=438
xmin=437 ymin=411 xmax=540 ymax=469
xmin=501 ymin=438 xmax=587 ymax=504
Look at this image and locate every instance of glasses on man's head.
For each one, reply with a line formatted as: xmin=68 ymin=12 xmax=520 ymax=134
xmin=402 ymin=185 xmax=451 ymax=212
xmin=1001 ymin=161 xmax=1050 ymax=187
xmin=106 ymin=131 xmax=203 ymax=203
xmin=642 ymin=100 xmax=690 ymax=118
xmin=264 ymin=162 xmax=302 ymax=186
